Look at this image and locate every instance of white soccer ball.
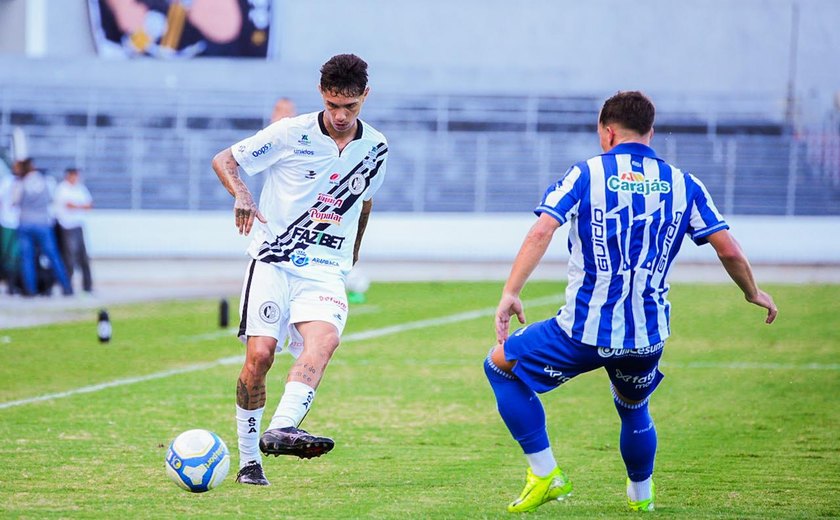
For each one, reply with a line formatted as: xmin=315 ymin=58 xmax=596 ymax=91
xmin=165 ymin=429 xmax=230 ymax=493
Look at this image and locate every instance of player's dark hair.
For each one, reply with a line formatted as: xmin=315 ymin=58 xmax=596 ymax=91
xmin=599 ymin=91 xmax=655 ymax=135
xmin=320 ymin=54 xmax=368 ymax=97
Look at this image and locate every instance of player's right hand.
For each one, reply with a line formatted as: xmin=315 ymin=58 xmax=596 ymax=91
xmin=495 ymin=294 xmax=526 ymax=344
xmin=747 ymin=289 xmax=778 ymax=324
xmin=233 ymin=197 xmax=266 ymax=235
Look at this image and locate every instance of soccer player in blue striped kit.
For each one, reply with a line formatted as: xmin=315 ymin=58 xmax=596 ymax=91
xmin=486 ymin=91 xmax=777 ymax=513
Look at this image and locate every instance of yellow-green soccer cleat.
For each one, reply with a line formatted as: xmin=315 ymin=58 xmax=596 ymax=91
xmin=626 ymin=478 xmax=655 ymax=512
xmin=507 ymin=467 xmax=573 ymax=513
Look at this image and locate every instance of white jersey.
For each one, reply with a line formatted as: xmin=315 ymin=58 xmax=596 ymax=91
xmin=232 ymin=111 xmax=388 ymax=276
xmin=53 ymin=180 xmax=93 ymax=229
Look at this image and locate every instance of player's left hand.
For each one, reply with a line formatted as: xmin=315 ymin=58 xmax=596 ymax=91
xmin=495 ymin=294 xmax=525 ymax=344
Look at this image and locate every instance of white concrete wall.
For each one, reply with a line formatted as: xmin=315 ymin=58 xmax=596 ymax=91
xmin=2 ymin=0 xmax=838 ymax=120
xmin=84 ymin=211 xmax=840 ymax=265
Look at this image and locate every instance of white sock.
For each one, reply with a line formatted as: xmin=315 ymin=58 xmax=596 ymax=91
xmin=267 ymin=381 xmax=316 ymax=431
xmin=627 ymin=476 xmax=653 ymax=501
xmin=236 ymin=405 xmax=263 ymax=469
xmin=526 ymin=447 xmax=557 ymax=478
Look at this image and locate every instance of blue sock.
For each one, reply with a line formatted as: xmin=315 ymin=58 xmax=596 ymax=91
xmin=484 ymin=355 xmax=549 ymax=454
xmin=614 ymin=394 xmax=657 ymax=481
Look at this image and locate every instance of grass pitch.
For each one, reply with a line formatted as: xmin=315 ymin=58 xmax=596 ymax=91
xmin=0 ymin=281 xmax=838 ymax=519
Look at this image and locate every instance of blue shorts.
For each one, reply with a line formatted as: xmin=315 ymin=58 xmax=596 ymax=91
xmin=504 ymin=317 xmax=665 ymax=401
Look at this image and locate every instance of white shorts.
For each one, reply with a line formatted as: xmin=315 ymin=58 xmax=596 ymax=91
xmin=237 ymin=260 xmax=348 ymax=358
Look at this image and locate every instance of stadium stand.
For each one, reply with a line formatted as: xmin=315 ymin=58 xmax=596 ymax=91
xmin=1 ymin=85 xmax=838 ymax=216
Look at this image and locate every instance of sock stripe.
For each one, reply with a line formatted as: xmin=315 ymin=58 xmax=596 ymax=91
xmin=611 ymin=384 xmax=649 ymax=409
xmin=485 ymin=349 xmax=516 ymax=380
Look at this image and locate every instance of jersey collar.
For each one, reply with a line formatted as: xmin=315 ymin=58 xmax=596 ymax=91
xmin=605 ymin=142 xmax=660 ymax=160
xmin=317 ymin=111 xmax=364 ymax=141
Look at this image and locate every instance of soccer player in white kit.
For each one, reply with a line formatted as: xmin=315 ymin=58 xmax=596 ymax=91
xmin=211 ymin=54 xmax=387 ymax=486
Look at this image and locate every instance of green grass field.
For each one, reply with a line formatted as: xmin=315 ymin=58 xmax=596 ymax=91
xmin=0 ymin=281 xmax=838 ymax=519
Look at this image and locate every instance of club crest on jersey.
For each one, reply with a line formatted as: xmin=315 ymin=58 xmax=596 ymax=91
xmin=259 ymin=302 xmax=280 ymax=323
xmin=608 ymin=172 xmax=671 ymax=196
xmin=290 ymin=249 xmax=310 ymax=267
xmin=348 ymin=173 xmax=366 ymax=195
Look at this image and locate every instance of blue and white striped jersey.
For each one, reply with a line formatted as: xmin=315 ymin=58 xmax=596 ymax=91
xmin=537 ymin=142 xmax=728 ymax=349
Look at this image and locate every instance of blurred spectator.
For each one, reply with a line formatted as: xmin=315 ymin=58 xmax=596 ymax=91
xmin=54 ymin=168 xmax=94 ymax=295
xmin=11 ymin=159 xmax=73 ymax=296
xmin=270 ymin=97 xmax=297 ymax=123
xmin=0 ymin=162 xmax=20 ymax=294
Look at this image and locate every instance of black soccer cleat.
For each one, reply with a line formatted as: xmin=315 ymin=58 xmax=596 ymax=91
xmin=235 ymin=460 xmax=270 ymax=486
xmin=259 ymin=426 xmax=335 ymax=459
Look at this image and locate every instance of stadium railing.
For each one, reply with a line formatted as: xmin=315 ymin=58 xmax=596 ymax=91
xmin=0 ymin=85 xmax=837 ymax=216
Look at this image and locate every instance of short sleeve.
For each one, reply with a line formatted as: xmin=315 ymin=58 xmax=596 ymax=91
xmin=685 ymin=173 xmax=729 ymax=245
xmin=364 ymin=143 xmax=387 ymax=201
xmin=534 ymin=164 xmax=586 ymax=225
xmin=230 ymin=119 xmax=289 ymax=176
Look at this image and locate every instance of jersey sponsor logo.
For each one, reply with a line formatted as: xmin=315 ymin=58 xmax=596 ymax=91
xmin=362 ymin=146 xmax=378 ymax=168
xmin=290 ymin=248 xmax=309 ymax=266
xmin=298 ymin=134 xmax=311 ymax=146
xmin=513 ymin=324 xmax=531 ymax=336
xmin=592 ymin=208 xmax=609 ymax=271
xmin=597 ymin=341 xmax=665 ymax=358
xmin=543 ymin=365 xmax=572 ymax=383
xmin=317 ymin=193 xmax=343 ymax=208
xmin=633 ymin=421 xmax=655 ymax=435
xmin=656 ymin=211 xmax=682 ymax=273
xmin=308 ymin=208 xmax=343 ymax=224
xmin=255 ymin=141 xmax=387 ymax=265
xmin=318 ymin=295 xmax=348 ymax=312
xmin=311 ymin=257 xmax=340 ymax=267
xmin=251 ymin=143 xmax=272 ymax=158
xmin=291 ymin=226 xmax=346 ymax=249
xmin=348 ymin=173 xmax=365 ymax=195
xmin=614 ymin=367 xmax=657 ymax=389
xmin=294 ymin=148 xmax=315 ymax=156
xmin=258 ymin=301 xmax=281 ymax=323
xmin=607 ymin=172 xmax=671 ymax=196
xmin=305 ymin=170 xmax=317 ymax=179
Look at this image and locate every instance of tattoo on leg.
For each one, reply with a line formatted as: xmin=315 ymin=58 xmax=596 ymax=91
xmin=291 ymin=370 xmax=314 ymax=385
xmin=236 ymin=377 xmax=267 ymax=409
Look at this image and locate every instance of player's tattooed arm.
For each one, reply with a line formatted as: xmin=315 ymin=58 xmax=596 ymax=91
xmin=236 ymin=377 xmax=267 ymax=409
xmin=211 ymin=147 xmax=266 ymax=235
xmin=353 ymin=199 xmax=373 ymax=265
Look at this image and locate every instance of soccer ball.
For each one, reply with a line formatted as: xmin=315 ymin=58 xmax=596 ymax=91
xmin=165 ymin=429 xmax=230 ymax=493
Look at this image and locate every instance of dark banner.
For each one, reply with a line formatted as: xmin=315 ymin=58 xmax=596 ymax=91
xmin=88 ymin=0 xmax=272 ymax=58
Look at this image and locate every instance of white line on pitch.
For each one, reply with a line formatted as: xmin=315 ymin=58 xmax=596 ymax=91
xmin=0 ymin=295 xmax=563 ymax=410
xmin=0 ymin=356 xmax=244 ymax=411
xmin=8 ymin=294 xmax=834 ymax=411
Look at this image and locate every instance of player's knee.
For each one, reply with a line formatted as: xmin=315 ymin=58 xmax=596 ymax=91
xmin=246 ymin=339 xmax=277 ymax=373
xmin=304 ymin=331 xmax=340 ymax=358
xmin=484 ymin=349 xmax=516 ymax=383
xmin=321 ymin=330 xmax=341 ymax=353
